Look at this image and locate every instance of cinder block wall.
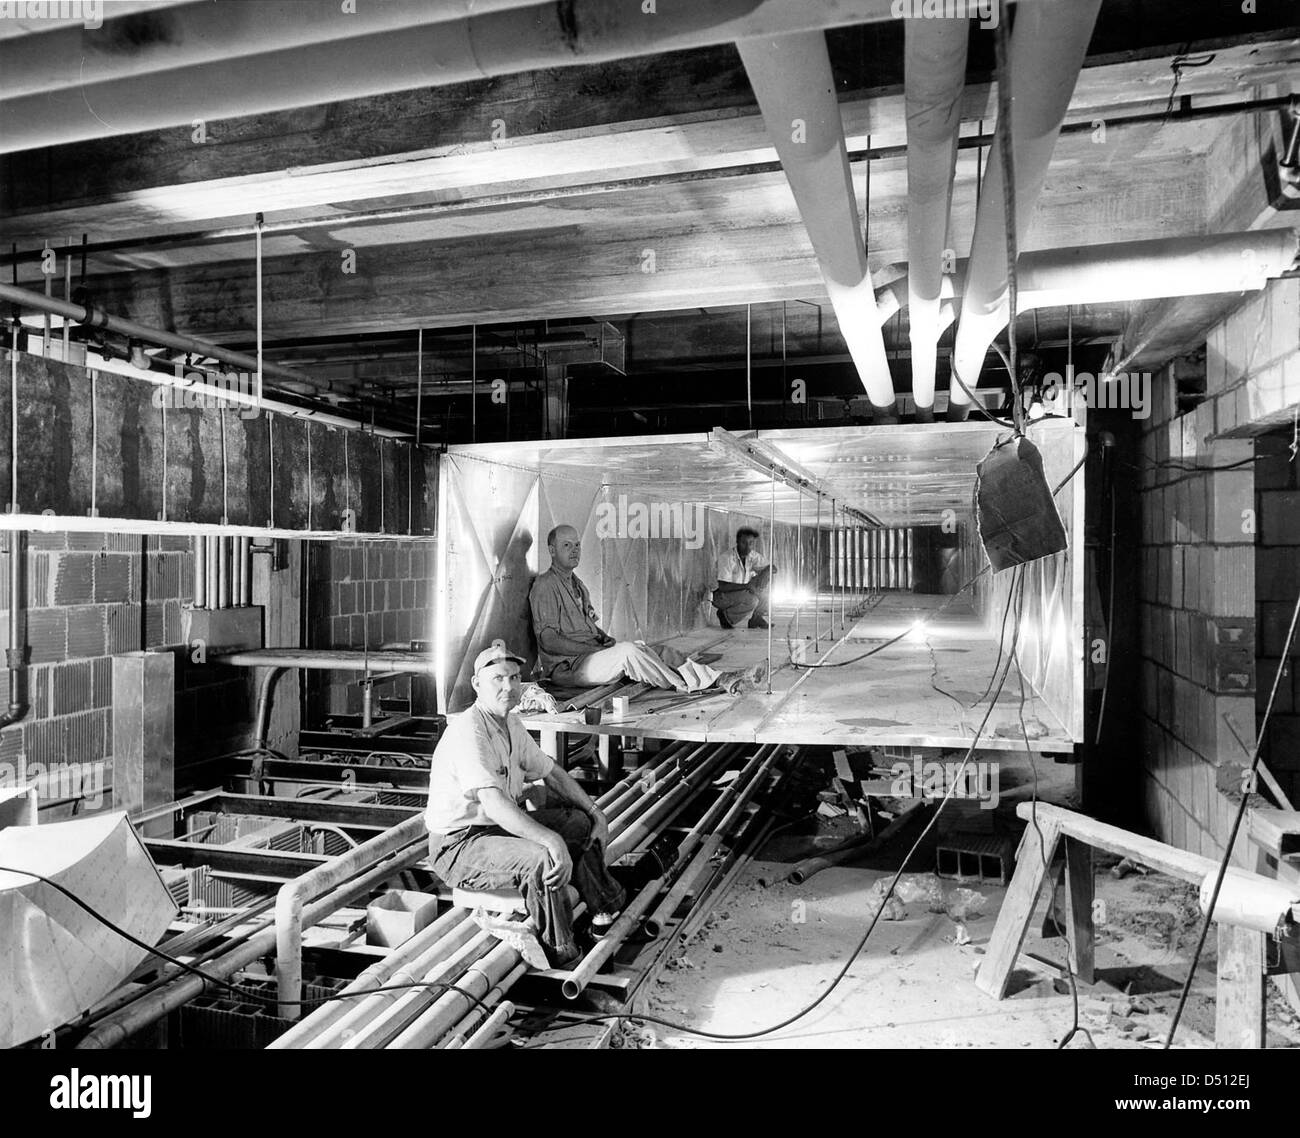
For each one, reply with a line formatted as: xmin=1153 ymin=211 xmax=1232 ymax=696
xmin=305 ymin=538 xmax=435 ymax=719
xmin=1139 ymin=277 xmax=1300 ymax=862
xmin=1255 ymin=430 xmax=1300 ymax=804
xmin=0 ymin=531 xmax=252 ymax=811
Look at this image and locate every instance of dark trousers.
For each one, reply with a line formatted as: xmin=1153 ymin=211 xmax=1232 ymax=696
xmin=714 ymin=573 xmax=771 ymax=629
xmin=430 ymin=806 xmax=626 ymax=965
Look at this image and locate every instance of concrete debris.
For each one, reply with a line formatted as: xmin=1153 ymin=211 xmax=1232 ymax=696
xmin=944 ymin=886 xmax=989 ymax=922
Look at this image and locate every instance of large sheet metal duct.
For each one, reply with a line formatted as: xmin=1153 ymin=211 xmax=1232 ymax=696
xmin=903 ymin=17 xmax=970 ymax=421
xmin=738 ymin=32 xmax=898 ymax=415
xmin=0 ymin=1 xmax=955 ymax=154
xmin=0 ymin=813 xmax=177 ymax=1048
xmin=947 ymin=0 xmax=1102 ymax=420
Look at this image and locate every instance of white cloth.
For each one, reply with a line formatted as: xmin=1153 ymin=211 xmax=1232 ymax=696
xmin=715 ymin=548 xmax=767 ymax=585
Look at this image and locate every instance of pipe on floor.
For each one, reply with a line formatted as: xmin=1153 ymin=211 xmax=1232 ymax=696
xmin=903 ymin=16 xmax=969 ymax=420
xmin=947 ymin=0 xmax=1103 ymax=419
xmin=76 ymin=839 xmax=425 ymax=1048
xmin=436 ymin=963 xmax=526 ymax=1049
xmin=276 ymin=814 xmax=430 ymax=1018
xmin=738 ymin=30 xmax=897 ymax=415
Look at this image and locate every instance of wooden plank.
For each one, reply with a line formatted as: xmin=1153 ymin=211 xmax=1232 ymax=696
xmin=1015 ymin=801 xmax=1221 ymax=886
xmin=1215 ymin=924 xmax=1265 ymax=1049
xmin=1064 ymin=836 xmax=1096 ymax=985
xmin=975 ymin=818 xmax=1063 ymax=999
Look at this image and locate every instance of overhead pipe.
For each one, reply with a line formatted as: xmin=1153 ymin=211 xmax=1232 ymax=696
xmin=737 ymin=32 xmax=898 ymax=417
xmin=903 ymin=17 xmax=970 ymax=422
xmin=77 ymin=836 xmax=425 ymax=1048
xmin=0 ymin=0 xmax=554 ymax=100
xmin=947 ymin=0 xmax=1103 ymax=420
xmin=0 ymin=282 xmax=350 ymax=398
xmin=0 ymin=529 xmax=29 ymax=730
xmin=276 ymin=814 xmax=430 ymax=1018
xmin=0 ymin=2 xmax=954 ymax=154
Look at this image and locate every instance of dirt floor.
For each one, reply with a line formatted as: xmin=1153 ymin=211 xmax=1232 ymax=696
xmin=618 ymin=754 xmax=1300 ymax=1050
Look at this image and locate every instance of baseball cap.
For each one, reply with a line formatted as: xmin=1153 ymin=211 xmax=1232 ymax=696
xmin=473 ymin=638 xmax=526 ymax=675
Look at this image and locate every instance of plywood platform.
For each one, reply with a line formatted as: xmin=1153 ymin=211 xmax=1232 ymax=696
xmin=518 ymin=593 xmax=1073 ymax=753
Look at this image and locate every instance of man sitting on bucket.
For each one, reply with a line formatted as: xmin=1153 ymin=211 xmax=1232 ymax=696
xmin=425 ymin=638 xmax=625 ymax=968
xmin=529 ymin=524 xmax=691 ymax=690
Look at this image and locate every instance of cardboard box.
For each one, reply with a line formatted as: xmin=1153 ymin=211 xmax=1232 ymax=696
xmin=366 ymin=890 xmax=439 ymax=947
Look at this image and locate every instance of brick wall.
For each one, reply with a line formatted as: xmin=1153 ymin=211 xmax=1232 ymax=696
xmin=1139 ymin=276 xmax=1300 ymax=862
xmin=0 ymin=530 xmax=254 ymax=811
xmin=1255 ymin=430 xmax=1300 ymax=804
xmin=305 ymin=539 xmax=435 ymax=719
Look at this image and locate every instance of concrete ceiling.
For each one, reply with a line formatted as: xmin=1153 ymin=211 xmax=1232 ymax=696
xmin=1 ymin=0 xmax=1297 ymax=434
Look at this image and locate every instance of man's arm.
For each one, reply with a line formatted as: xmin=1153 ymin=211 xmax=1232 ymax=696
xmin=477 ymin=786 xmax=573 ymax=887
xmin=543 ymin=766 xmax=611 ymax=851
xmin=537 ymin=627 xmax=613 ymax=656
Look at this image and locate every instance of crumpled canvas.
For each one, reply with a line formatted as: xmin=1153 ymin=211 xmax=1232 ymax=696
xmin=674 ymin=657 xmax=722 ymax=693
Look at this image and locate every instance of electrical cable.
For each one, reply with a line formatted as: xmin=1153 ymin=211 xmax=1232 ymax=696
xmin=1163 ymin=581 xmax=1300 ymax=1048
xmin=0 ymin=862 xmax=501 ymax=1030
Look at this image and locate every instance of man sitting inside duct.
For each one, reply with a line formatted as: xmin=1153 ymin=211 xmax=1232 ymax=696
xmin=425 ymin=639 xmax=625 ymax=969
xmin=529 ymin=524 xmax=690 ymax=690
xmin=711 ymin=526 xmax=774 ymax=630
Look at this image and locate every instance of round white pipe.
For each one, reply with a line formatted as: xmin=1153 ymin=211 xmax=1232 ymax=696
xmin=949 ymin=0 xmax=1103 ymax=416
xmin=738 ymin=31 xmax=897 ymax=412
xmin=903 ymin=17 xmax=970 ymax=417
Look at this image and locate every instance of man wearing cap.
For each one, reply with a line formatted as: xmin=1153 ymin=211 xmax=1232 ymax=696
xmin=712 ymin=526 xmax=774 ymax=630
xmin=425 ymin=638 xmax=625 ymax=968
xmin=529 ymin=524 xmax=690 ymax=690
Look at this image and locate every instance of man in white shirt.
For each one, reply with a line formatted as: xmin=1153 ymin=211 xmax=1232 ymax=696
xmin=425 ymin=639 xmax=625 ymax=968
xmin=712 ymin=526 xmax=774 ymax=629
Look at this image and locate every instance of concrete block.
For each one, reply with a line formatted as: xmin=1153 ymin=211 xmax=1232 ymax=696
xmin=93 ymin=555 xmax=131 ymax=603
xmin=1260 ymin=491 xmax=1300 ymax=545
xmin=52 ymin=553 xmax=94 ymax=605
xmin=1256 ymin=546 xmax=1300 ymax=602
xmin=26 ymin=608 xmax=67 ymax=664
xmin=66 ymin=604 xmax=107 ymax=659
xmin=1210 ymin=471 xmax=1254 ymax=544
xmin=1170 ymin=546 xmax=1185 ymax=610
xmin=1206 ymin=547 xmax=1254 ymax=617
xmin=107 ymin=604 xmax=142 ymax=653
xmin=52 ymin=660 xmax=93 ymax=716
xmin=1206 ymin=321 xmax=1228 ymax=394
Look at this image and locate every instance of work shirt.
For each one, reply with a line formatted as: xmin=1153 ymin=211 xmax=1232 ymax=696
xmin=424 ymin=703 xmax=555 ymax=839
xmin=715 ymin=548 xmax=767 ymax=585
xmin=529 ymin=567 xmax=605 ymax=678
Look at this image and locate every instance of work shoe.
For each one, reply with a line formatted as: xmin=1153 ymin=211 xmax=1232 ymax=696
xmin=589 ymin=910 xmax=621 ymax=938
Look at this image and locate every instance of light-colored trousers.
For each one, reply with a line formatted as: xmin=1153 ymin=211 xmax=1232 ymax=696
xmin=564 ymin=642 xmax=689 ymax=690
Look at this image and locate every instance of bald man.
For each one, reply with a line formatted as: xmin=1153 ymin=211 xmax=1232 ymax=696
xmin=529 ymin=525 xmax=689 ymax=690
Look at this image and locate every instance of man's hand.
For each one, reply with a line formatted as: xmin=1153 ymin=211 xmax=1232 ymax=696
xmin=543 ymin=836 xmax=573 ymax=889
xmin=585 ymin=809 xmax=610 ymax=852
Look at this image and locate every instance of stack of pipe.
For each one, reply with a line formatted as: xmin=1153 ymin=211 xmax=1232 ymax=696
xmin=194 ymin=535 xmax=254 ymax=609
xmin=273 ymin=740 xmax=786 ymax=1049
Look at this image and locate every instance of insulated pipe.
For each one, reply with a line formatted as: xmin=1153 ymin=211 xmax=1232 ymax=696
xmin=323 ymin=927 xmax=495 ymax=1050
xmin=276 ymin=814 xmax=429 ymax=1018
xmin=0 ymin=2 xmax=934 ymax=155
xmin=193 ymin=535 xmax=206 ymax=609
xmin=77 ymin=840 xmax=425 ymax=1049
xmin=603 ymin=744 xmax=705 ymax=830
xmin=903 ymin=16 xmax=970 ymax=420
xmin=268 ymin=907 xmax=471 ymax=1049
xmin=231 ymin=535 xmax=243 ymax=608
xmin=595 ymin=741 xmax=689 ymax=810
xmin=216 ymin=536 xmax=230 ymax=610
xmin=387 ymin=941 xmax=519 ymax=1049
xmin=205 ymin=535 xmax=219 ymax=609
xmin=643 ymin=745 xmax=782 ymax=938
xmin=606 ymin=744 xmax=736 ymax=863
xmin=737 ymin=32 xmax=897 ymax=415
xmin=241 ymin=536 xmax=254 ymax=606
xmin=0 ymin=530 xmax=29 ymax=730
xmin=459 ymin=998 xmax=517 ymax=1051
xmin=560 ymin=876 xmax=663 ymax=1000
xmin=0 ymin=282 xmax=344 ymax=397
xmin=437 ymin=964 xmax=525 ymax=1050
xmin=0 ymin=0 xmax=550 ymax=99
xmin=948 ymin=0 xmax=1103 ymax=419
